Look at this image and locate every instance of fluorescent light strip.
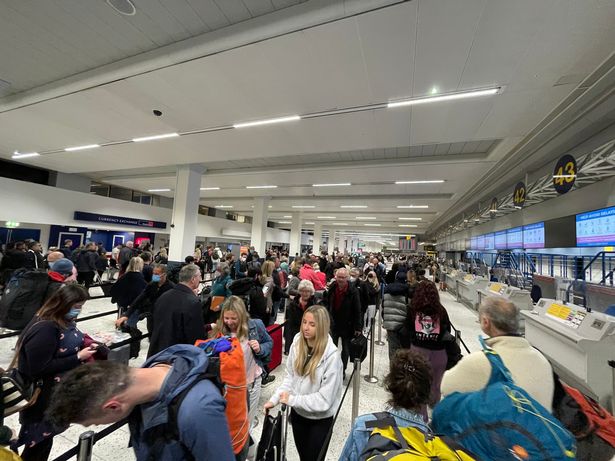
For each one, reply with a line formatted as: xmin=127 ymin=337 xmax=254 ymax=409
xmin=148 ymin=188 xmax=171 ymax=192
xmin=356 ymin=217 xmax=377 ymax=220
xmin=312 ymin=183 xmax=351 ymax=187
xmin=132 ymin=132 xmax=179 ymax=142
xmin=201 ymin=187 xmax=220 ymax=191
xmin=246 ymin=185 xmax=278 ymax=189
xmin=317 ymin=216 xmax=336 ymax=219
xmin=398 ymin=217 xmax=422 ymax=221
xmin=283 ymin=216 xmax=292 ymax=218
xmin=12 ymin=151 xmax=40 ymax=159
xmin=233 ymin=115 xmax=300 ymax=129
xmin=292 ymin=205 xmax=315 ymax=209
xmin=216 ymin=205 xmax=233 ymax=209
xmin=397 ymin=205 xmax=429 ymax=209
xmin=65 ymin=144 xmax=101 ymax=152
xmin=399 ymin=224 xmax=418 ymax=228
xmin=394 ymin=180 xmax=445 ymax=184
xmin=364 ymin=224 xmax=381 ymax=227
xmin=388 ymin=87 xmax=499 ymax=109
xmin=340 ymin=205 xmax=367 ymax=209
xmin=305 ymin=222 xmax=315 ymax=225
xmin=332 ymin=223 xmax=348 ymax=226
xmin=278 ymin=221 xmax=292 ymax=224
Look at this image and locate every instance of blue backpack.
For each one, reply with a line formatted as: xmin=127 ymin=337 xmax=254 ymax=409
xmin=432 ymin=337 xmax=576 ymax=461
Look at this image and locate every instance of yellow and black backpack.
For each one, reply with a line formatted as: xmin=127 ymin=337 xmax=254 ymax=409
xmin=360 ymin=412 xmax=476 ymax=461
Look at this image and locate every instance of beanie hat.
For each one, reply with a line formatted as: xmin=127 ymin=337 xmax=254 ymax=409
xmin=51 ymin=258 xmax=74 ymax=276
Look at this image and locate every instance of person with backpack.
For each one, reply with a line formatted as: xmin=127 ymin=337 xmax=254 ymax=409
xmin=46 ymin=345 xmax=235 ymax=461
xmin=404 ymin=281 xmax=451 ymax=407
xmin=339 ymin=349 xmax=433 ymax=460
xmin=15 ymin=284 xmax=97 ymax=461
xmin=441 ymin=296 xmax=554 ymax=410
xmin=212 ymin=297 xmax=272 ymax=435
xmin=264 ymin=305 xmax=343 ymax=461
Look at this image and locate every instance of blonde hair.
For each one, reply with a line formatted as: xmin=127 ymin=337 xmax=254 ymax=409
xmin=261 ymin=260 xmax=275 ymax=278
xmin=213 ymin=296 xmax=250 ymax=340
xmin=128 ymin=257 xmax=144 ymax=272
xmin=294 ymin=305 xmax=330 ymax=382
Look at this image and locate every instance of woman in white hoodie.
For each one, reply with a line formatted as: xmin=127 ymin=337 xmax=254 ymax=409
xmin=264 ymin=305 xmax=343 ymax=461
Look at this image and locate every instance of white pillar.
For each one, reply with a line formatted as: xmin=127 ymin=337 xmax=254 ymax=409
xmin=290 ymin=212 xmax=302 ymax=257
xmin=336 ymin=233 xmax=344 ymax=253
xmin=312 ymin=222 xmax=323 ymax=254
xmin=327 ymin=230 xmax=335 ymax=255
xmin=169 ymin=164 xmax=203 ymax=262
xmin=250 ymin=197 xmax=270 ymax=256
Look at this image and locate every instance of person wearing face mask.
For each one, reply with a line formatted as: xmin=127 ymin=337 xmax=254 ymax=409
xmin=115 ymin=264 xmax=175 ymax=332
xmin=234 ymin=253 xmax=248 ymax=280
xmin=285 ymin=280 xmax=317 ymax=355
xmin=14 ymin=284 xmax=94 ymax=461
xmin=147 ymin=264 xmax=207 ymax=358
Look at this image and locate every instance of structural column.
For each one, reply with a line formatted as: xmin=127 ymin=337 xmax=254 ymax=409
xmin=169 ymin=164 xmax=203 ymax=262
xmin=289 ymin=212 xmax=302 ymax=257
xmin=312 ymin=222 xmax=323 ymax=254
xmin=327 ymin=230 xmax=336 ymax=255
xmin=250 ymin=197 xmax=270 ymax=256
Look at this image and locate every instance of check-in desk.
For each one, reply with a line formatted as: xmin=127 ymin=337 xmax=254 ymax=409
xmin=444 ymin=270 xmax=462 ymax=296
xmin=478 ymin=282 xmax=534 ymax=314
xmin=521 ymin=299 xmax=615 ymax=409
xmin=456 ymin=275 xmax=489 ymax=310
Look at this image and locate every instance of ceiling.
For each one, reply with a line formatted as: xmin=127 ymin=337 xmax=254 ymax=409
xmin=1 ymin=0 xmax=615 ymax=240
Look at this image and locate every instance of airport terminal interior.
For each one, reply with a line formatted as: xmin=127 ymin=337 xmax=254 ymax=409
xmin=1 ymin=0 xmax=615 ymax=460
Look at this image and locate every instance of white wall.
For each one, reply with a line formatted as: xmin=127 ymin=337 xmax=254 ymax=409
xmin=0 ymin=177 xmax=291 ymax=245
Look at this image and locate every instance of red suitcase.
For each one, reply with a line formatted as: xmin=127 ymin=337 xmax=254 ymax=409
xmin=266 ymin=323 xmax=283 ymax=371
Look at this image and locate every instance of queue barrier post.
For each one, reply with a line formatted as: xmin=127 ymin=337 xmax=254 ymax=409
xmin=76 ymin=431 xmax=95 ymax=461
xmin=375 ymin=305 xmax=385 ymax=346
xmin=363 ymin=321 xmax=379 ymax=384
xmin=352 ymin=358 xmax=361 ymax=422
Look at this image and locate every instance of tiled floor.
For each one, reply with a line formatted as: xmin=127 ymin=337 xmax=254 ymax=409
xmin=0 ymin=290 xmax=484 ymax=461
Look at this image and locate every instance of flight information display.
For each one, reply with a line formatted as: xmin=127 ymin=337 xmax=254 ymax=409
xmin=523 ymin=222 xmax=545 ymax=249
xmin=476 ymin=234 xmax=485 ymax=250
xmin=576 ymin=206 xmax=615 ymax=246
xmin=470 ymin=236 xmax=478 ymax=250
xmin=495 ymin=230 xmax=507 ymax=249
xmin=484 ymin=233 xmax=495 ymax=250
xmin=507 ymin=227 xmax=523 ymax=249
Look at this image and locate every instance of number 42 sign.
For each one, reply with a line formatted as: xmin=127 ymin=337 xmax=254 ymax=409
xmin=553 ymin=154 xmax=577 ymax=194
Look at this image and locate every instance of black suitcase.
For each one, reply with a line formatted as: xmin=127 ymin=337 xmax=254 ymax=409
xmin=257 ymin=404 xmax=288 ymax=461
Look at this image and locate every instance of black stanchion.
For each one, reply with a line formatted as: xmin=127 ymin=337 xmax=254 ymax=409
xmin=449 ymin=322 xmax=471 ymax=354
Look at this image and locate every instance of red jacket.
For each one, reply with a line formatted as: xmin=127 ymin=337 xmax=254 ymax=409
xmin=299 ymin=264 xmax=325 ymax=290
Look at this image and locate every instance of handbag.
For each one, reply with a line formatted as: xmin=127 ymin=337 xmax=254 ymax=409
xmin=350 ymin=333 xmax=368 ymax=363
xmin=1 ymin=323 xmax=43 ymax=417
xmin=441 ymin=331 xmax=462 ymax=370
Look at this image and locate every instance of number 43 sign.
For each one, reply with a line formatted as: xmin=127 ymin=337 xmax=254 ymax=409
xmin=553 ymin=154 xmax=577 ymax=194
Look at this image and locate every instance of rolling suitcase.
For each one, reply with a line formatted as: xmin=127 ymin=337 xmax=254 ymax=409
xmin=257 ymin=404 xmax=289 ymax=461
xmin=266 ymin=323 xmax=283 ymax=371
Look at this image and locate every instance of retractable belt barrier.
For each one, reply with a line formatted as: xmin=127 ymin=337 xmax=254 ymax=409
xmin=449 ymin=321 xmax=471 ymax=354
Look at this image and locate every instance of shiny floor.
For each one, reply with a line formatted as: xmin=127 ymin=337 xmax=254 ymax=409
xmin=0 ymin=290 xmax=484 ymax=461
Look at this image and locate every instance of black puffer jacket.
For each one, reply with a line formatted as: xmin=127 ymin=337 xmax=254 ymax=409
xmin=382 ymin=281 xmax=409 ymax=331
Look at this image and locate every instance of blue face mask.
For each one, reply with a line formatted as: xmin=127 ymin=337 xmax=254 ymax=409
xmin=152 ymin=274 xmax=161 ymax=283
xmin=65 ymin=308 xmax=81 ymax=320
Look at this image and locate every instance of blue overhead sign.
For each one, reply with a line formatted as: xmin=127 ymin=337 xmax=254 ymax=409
xmin=73 ymin=211 xmax=167 ymax=229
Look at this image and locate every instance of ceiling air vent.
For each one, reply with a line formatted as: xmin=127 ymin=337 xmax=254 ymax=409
xmin=106 ymin=0 xmax=136 ymax=16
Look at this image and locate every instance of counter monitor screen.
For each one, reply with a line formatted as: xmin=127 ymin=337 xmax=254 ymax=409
xmin=523 ymin=222 xmax=545 ymax=249
xmin=495 ymin=231 xmax=507 ymax=250
xmin=484 ymin=233 xmax=495 ymax=250
xmin=507 ymin=227 xmax=523 ymax=249
xmin=576 ymin=205 xmax=615 ymax=247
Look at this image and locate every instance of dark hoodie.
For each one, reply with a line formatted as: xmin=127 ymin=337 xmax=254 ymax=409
xmin=129 ymin=345 xmax=234 ymax=461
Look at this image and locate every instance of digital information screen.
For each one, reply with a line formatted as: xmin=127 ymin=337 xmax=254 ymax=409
xmin=476 ymin=234 xmax=485 ymax=250
xmin=495 ymin=230 xmax=507 ymax=249
xmin=484 ymin=233 xmax=495 ymax=250
xmin=470 ymin=236 xmax=478 ymax=250
xmin=507 ymin=227 xmax=523 ymax=249
xmin=523 ymin=222 xmax=545 ymax=249
xmin=576 ymin=206 xmax=615 ymax=247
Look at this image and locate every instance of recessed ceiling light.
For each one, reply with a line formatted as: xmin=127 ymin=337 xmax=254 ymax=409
xmin=148 ymin=188 xmax=171 ymax=192
xmin=394 ymin=180 xmax=444 ymax=184
xmin=106 ymin=0 xmax=136 ymax=16
xmin=399 ymin=224 xmax=418 ymax=228
xmin=246 ymin=185 xmax=278 ymax=189
xmin=233 ymin=115 xmax=300 ymax=129
xmin=132 ymin=132 xmax=179 ymax=142
xmin=398 ymin=217 xmax=422 ymax=221
xmin=356 ymin=217 xmax=377 ymax=220
xmin=312 ymin=183 xmax=351 ymax=187
xmin=340 ymin=205 xmax=367 ymax=209
xmin=397 ymin=205 xmax=429 ymax=209
xmin=292 ymin=205 xmax=315 ymax=209
xmin=65 ymin=144 xmax=101 ymax=152
xmin=201 ymin=187 xmax=220 ymax=191
xmin=317 ymin=216 xmax=336 ymax=219
xmin=388 ymin=87 xmax=499 ymax=109
xmin=12 ymin=151 xmax=39 ymax=159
